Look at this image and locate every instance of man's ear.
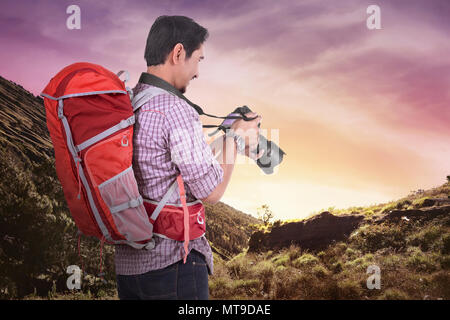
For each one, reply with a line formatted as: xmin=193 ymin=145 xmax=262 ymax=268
xmin=172 ymin=43 xmax=185 ymax=65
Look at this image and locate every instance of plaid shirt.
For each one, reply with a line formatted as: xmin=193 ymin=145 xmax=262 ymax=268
xmin=114 ymin=81 xmax=224 ymax=275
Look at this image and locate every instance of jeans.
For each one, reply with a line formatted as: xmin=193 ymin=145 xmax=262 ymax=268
xmin=116 ymin=249 xmax=209 ymax=300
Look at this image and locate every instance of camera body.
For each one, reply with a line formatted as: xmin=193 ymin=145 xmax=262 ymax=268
xmin=213 ymin=106 xmax=286 ymax=174
xmin=255 ymin=134 xmax=286 ymax=174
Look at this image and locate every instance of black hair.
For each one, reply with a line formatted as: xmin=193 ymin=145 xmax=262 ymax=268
xmin=144 ymin=15 xmax=209 ymax=67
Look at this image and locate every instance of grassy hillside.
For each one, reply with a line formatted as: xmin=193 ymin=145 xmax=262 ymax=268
xmin=0 ymin=76 xmax=53 ymax=162
xmin=20 ymin=180 xmax=450 ymax=300
xmin=205 ymin=201 xmax=259 ymax=259
xmin=208 ymin=181 xmax=450 ymax=300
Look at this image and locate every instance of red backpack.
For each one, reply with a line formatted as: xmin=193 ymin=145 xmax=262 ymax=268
xmin=41 ymin=62 xmax=155 ymax=249
xmin=41 ymin=62 xmax=207 ymax=261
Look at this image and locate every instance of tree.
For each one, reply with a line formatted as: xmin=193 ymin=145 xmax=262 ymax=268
xmin=257 ymin=204 xmax=274 ymax=226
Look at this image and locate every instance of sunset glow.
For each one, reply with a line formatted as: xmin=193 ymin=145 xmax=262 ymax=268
xmin=1 ymin=0 xmax=449 ymax=220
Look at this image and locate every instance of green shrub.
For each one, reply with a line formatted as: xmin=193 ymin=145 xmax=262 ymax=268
xmin=422 ymin=227 xmax=442 ymax=248
xmin=337 ymin=280 xmax=362 ymax=299
xmin=408 ymin=225 xmax=443 ymax=251
xmin=363 ymin=253 xmax=374 ymax=261
xmin=345 ymin=247 xmax=363 ymax=261
xmin=345 ymin=247 xmax=356 ymax=258
xmin=317 ymin=251 xmax=326 ymax=259
xmin=253 ymin=261 xmax=274 ymax=278
xmin=352 ymin=224 xmax=406 ymax=253
xmin=312 ymin=265 xmax=330 ymax=278
xmin=287 ymin=245 xmax=301 ymax=261
xmin=232 ymin=279 xmax=260 ymax=296
xmin=272 ymin=268 xmax=302 ymax=299
xmin=382 ymin=254 xmax=403 ymax=270
xmin=271 ymin=254 xmax=290 ymax=267
xmin=295 ymin=273 xmax=324 ymax=299
xmin=334 ymin=242 xmax=347 ymax=255
xmin=209 ymin=277 xmax=232 ymax=298
xmin=363 ymin=210 xmax=375 ymax=216
xmin=292 ymin=254 xmax=319 ymax=268
xmin=396 ymin=199 xmax=412 ymax=209
xmin=252 ymin=261 xmax=274 ymax=293
xmin=381 ymin=203 xmax=397 ymax=213
xmin=406 ymin=248 xmax=437 ymax=272
xmin=412 ymin=197 xmax=432 ymax=208
xmin=345 ymin=257 xmax=371 ymax=271
xmin=226 ymin=253 xmax=251 ymax=278
xmin=275 ymin=265 xmax=286 ymax=273
xmin=378 ymin=288 xmax=409 ymax=300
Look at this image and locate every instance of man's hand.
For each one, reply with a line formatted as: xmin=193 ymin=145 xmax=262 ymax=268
xmin=230 ymin=112 xmax=264 ymax=160
xmin=244 ymin=144 xmax=265 ymax=160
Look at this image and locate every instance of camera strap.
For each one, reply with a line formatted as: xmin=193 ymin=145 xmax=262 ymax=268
xmin=137 ymin=72 xmax=257 ymax=131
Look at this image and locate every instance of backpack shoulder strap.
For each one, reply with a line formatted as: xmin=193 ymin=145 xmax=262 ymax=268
xmin=148 ymin=179 xmax=178 ymax=223
xmin=131 ymin=86 xmax=172 ymax=112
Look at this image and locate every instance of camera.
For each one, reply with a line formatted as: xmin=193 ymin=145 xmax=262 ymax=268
xmin=209 ymin=106 xmax=286 ymax=175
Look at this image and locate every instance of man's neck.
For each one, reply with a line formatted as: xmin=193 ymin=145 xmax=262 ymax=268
xmin=139 ymin=70 xmax=204 ymax=116
xmin=146 ymin=66 xmax=175 ymax=88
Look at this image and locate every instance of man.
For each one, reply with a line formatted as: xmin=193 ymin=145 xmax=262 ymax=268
xmin=115 ymin=15 xmax=262 ymax=300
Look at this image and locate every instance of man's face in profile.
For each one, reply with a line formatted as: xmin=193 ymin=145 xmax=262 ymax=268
xmin=177 ymin=44 xmax=204 ymax=94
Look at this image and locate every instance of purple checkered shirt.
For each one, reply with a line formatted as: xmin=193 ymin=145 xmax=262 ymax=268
xmin=114 ymin=82 xmax=224 ymax=275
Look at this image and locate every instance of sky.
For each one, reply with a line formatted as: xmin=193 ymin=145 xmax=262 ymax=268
xmin=0 ymin=0 xmax=449 ymax=220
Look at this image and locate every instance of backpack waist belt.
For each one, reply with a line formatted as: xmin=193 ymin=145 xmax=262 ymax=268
xmin=143 ymin=175 xmax=206 ymax=263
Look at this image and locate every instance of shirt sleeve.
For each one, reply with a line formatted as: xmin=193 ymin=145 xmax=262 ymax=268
xmin=164 ymin=100 xmax=224 ymax=200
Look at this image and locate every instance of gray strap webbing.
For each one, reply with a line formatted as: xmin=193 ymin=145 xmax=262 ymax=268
xmin=58 ymin=100 xmax=112 ymax=241
xmin=110 ymin=196 xmax=143 ymax=214
xmin=41 ymin=90 xmax=128 ymax=101
xmin=150 ymin=180 xmax=178 ymax=221
xmin=132 ymin=87 xmax=171 ymax=112
xmin=124 ymin=238 xmax=155 ymax=250
xmin=116 ymin=70 xmax=129 ymax=83
xmin=76 ymin=115 xmax=135 ymax=152
xmin=62 ymin=90 xmax=128 ymax=100
xmin=131 ymin=86 xmax=186 ymax=222
xmin=116 ymin=71 xmax=134 ymax=100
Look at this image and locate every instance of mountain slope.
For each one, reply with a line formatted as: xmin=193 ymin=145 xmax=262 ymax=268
xmin=0 ymin=76 xmax=53 ymax=163
xmin=209 ymin=182 xmax=450 ymax=300
xmin=249 ymin=190 xmax=450 ymax=253
xmin=205 ymin=201 xmax=259 ymax=259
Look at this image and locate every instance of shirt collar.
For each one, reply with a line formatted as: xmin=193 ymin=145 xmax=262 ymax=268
xmin=138 ymin=72 xmax=203 ymax=115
